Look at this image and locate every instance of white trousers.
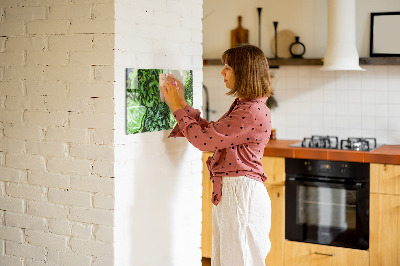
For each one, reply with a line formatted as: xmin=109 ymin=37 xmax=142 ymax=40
xmin=212 ymin=176 xmax=271 ymax=266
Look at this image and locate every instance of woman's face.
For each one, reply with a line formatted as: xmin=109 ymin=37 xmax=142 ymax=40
xmin=220 ymin=64 xmax=235 ymax=89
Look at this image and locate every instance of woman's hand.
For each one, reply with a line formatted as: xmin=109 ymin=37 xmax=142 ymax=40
xmin=168 ymin=74 xmax=187 ymax=108
xmin=161 ymin=75 xmax=185 ymax=113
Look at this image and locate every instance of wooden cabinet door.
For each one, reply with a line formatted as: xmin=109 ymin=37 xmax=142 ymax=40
xmin=284 ymin=241 xmax=369 ymax=266
xmin=201 ymin=152 xmax=213 ymax=258
xmin=264 ymin=184 xmax=284 ymax=266
xmin=370 ymin=193 xmax=400 ymax=266
xmin=370 ymin=163 xmax=400 ymax=195
xmin=262 ymin=156 xmax=285 ymax=186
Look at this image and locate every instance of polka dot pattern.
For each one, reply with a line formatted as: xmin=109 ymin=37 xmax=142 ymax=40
xmin=168 ymin=97 xmax=272 ymax=206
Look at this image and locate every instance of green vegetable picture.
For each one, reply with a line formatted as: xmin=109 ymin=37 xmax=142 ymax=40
xmin=126 ymin=68 xmax=193 ymax=135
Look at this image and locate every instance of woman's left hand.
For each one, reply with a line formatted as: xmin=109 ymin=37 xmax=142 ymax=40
xmin=161 ymin=76 xmax=185 ymax=113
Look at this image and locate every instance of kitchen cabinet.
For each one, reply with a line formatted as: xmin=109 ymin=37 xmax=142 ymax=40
xmin=284 ymin=241 xmax=369 ymax=266
xmin=201 ymin=152 xmax=213 ymax=258
xmin=201 ymin=154 xmax=286 ymax=266
xmin=370 ymin=163 xmax=400 ymax=266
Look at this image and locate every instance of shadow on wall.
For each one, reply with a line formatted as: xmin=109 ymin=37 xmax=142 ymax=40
xmin=128 ymin=130 xmax=189 ymax=265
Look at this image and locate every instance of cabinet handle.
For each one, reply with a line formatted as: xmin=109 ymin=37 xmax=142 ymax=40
xmin=314 ymin=252 xmax=335 ymax=257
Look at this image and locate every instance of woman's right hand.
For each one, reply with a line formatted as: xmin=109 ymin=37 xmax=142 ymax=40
xmin=168 ymin=74 xmax=187 ymax=108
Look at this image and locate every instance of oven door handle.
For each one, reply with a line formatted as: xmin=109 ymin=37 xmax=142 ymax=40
xmin=287 ymin=177 xmax=364 ymax=189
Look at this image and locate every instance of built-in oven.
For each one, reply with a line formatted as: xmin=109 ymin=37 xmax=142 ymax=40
xmin=285 ymin=158 xmax=369 ymax=250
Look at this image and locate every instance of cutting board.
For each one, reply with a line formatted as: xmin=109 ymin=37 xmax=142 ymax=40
xmin=231 ymin=16 xmax=249 ymax=48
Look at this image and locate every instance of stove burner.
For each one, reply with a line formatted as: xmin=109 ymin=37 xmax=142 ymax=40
xmin=340 ymin=137 xmax=377 ymax=151
xmin=301 ymin=135 xmax=339 ymax=149
xmin=295 ymin=136 xmax=378 ymax=151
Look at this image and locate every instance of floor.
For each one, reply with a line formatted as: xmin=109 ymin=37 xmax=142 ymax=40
xmin=202 ymin=257 xmax=211 ymax=266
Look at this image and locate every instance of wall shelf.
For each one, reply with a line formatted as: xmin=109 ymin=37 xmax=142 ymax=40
xmin=203 ymin=57 xmax=400 ymax=67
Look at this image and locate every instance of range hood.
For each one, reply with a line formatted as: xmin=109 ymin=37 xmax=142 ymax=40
xmin=320 ymin=0 xmax=365 ymax=71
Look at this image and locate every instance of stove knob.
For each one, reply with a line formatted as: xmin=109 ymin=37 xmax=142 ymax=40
xmin=340 ymin=164 xmax=347 ymax=174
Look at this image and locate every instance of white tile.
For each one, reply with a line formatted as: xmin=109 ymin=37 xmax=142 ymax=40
xmin=349 ymin=128 xmax=362 ymax=137
xmin=348 ymin=103 xmax=362 ymax=116
xmin=374 ymin=117 xmax=389 ymax=130
xmin=388 ymin=91 xmax=400 ymax=104
xmin=285 ymin=66 xmax=298 ymax=77
xmin=374 ymin=90 xmax=388 ymax=104
xmin=348 ymin=90 xmax=362 ymax=103
xmin=374 ymin=65 xmax=388 ymax=78
xmin=362 ymin=116 xmax=375 ymax=130
xmin=361 ymin=104 xmax=375 ymax=116
xmin=374 ymin=78 xmax=388 ymax=91
xmin=375 ymin=104 xmax=389 ymax=117
xmin=336 ymin=115 xmax=348 ymax=128
xmin=336 ymin=103 xmax=349 ymax=116
xmin=348 ymin=116 xmax=362 ymax=129
xmin=388 ymin=104 xmax=400 ymax=117
xmin=388 ymin=65 xmax=400 ymax=76
xmin=388 ymin=131 xmax=400 ymax=144
xmin=374 ymin=130 xmax=389 ymax=144
xmin=286 ymin=77 xmax=299 ymax=89
xmin=323 ymin=103 xmax=336 ymax=115
xmin=362 ymin=90 xmax=375 ymax=104
xmin=388 ymin=117 xmax=400 ymax=131
xmin=388 ymin=76 xmax=400 ymax=91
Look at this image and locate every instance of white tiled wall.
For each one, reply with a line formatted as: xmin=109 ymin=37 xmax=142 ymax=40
xmin=203 ymin=65 xmax=400 ymax=144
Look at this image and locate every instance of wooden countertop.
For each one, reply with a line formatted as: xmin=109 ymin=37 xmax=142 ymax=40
xmin=263 ymin=139 xmax=400 ymax=165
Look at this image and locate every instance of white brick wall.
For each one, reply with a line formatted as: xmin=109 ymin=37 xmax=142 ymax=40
xmin=0 ymin=0 xmax=115 ymax=265
xmin=114 ymin=0 xmax=203 ymax=265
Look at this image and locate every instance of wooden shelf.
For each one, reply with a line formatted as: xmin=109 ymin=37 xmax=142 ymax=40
xmin=203 ymin=57 xmax=400 ymax=67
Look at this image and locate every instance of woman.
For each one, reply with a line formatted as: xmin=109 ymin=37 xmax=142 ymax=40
xmin=161 ymin=44 xmax=273 ymax=266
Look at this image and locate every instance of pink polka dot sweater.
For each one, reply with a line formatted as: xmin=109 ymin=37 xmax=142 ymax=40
xmin=169 ymin=97 xmax=272 ymax=206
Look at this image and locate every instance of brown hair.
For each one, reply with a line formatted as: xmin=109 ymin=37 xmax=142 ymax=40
xmin=221 ymin=44 xmax=273 ymax=99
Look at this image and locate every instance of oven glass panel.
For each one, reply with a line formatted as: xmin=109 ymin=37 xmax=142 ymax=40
xmin=297 ymin=186 xmax=357 ymax=230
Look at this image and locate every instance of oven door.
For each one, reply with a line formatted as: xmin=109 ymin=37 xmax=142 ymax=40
xmin=285 ymin=177 xmax=369 ymax=250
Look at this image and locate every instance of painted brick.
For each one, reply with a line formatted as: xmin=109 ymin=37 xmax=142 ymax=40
xmin=27 ymin=20 xmax=69 ymax=35
xmin=92 ymin=160 xmax=113 ymax=177
xmin=92 ymin=3 xmax=114 ymax=20
xmin=69 ymin=207 xmax=113 ymax=226
xmin=92 ymin=34 xmax=114 ymax=51
xmin=43 ymin=96 xmax=81 ymax=112
xmin=48 ymin=219 xmax=71 ymax=236
xmin=70 ymin=237 xmax=113 ymax=257
xmin=21 ymin=0 xmax=69 ymax=6
xmin=48 ymin=188 xmax=91 ymax=208
xmin=26 ymin=51 xmax=68 ymax=66
xmin=4 ymin=125 xmax=43 ymax=141
xmin=5 ymin=36 xmax=46 ymax=52
xmin=6 ymin=153 xmax=46 ymax=171
xmin=0 ymin=211 xmax=4 ymax=226
xmin=26 ymin=140 xmax=67 ymax=157
xmin=5 ymin=212 xmax=48 ymax=231
xmin=93 ymin=253 xmax=113 ymax=266
xmin=0 ymin=153 xmax=5 ymax=166
xmin=0 ymin=110 xmax=22 ymax=125
xmin=46 ymin=127 xmax=88 ymax=144
xmin=69 ymin=50 xmax=113 ymax=66
xmin=69 ymin=112 xmax=114 ymax=129
xmin=25 ymin=81 xmax=67 ymax=98
xmin=70 ymin=144 xmax=114 ymax=161
xmin=93 ymin=65 xmax=114 ymax=82
xmin=27 ymin=200 xmax=69 ymax=219
xmin=0 ymin=138 xmax=25 ymax=154
xmin=89 ymin=128 xmax=114 ymax=146
xmin=0 ymin=52 xmax=24 ymax=66
xmin=28 ymin=171 xmax=69 ymax=189
xmin=0 ymin=197 xmax=24 ymax=213
xmin=48 ymin=4 xmax=91 ymax=20
xmin=0 ymin=225 xmax=23 ymax=243
xmin=44 ymin=66 xmax=91 ymax=82
xmin=6 ymin=241 xmax=46 ymax=261
xmin=71 ymin=222 xmax=92 ymax=239
xmin=70 ymin=175 xmax=113 ymax=194
xmin=47 ymin=250 xmax=91 ymax=266
xmin=79 ymin=98 xmax=114 ymax=115
xmin=0 ymin=81 xmax=24 ymax=96
xmin=94 ymin=225 xmax=113 ymax=243
xmin=4 ymin=96 xmax=47 ymax=111
xmin=4 ymin=6 xmax=46 ymax=22
xmin=69 ymin=81 xmax=114 ymax=98
xmin=93 ymin=194 xmax=113 ymax=210
xmin=25 ymin=229 xmax=69 ymax=251
xmin=48 ymin=158 xmax=92 ymax=176
xmin=25 ymin=111 xmax=68 ymax=127
xmin=0 ymin=255 xmax=24 ymax=266
xmin=49 ymin=35 xmax=93 ymax=52
xmin=69 ymin=19 xmax=114 ymax=34
xmin=6 ymin=183 xmax=46 ymax=201
xmin=3 ymin=66 xmax=44 ymax=81
xmin=0 ymin=22 xmax=24 ymax=36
